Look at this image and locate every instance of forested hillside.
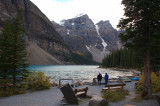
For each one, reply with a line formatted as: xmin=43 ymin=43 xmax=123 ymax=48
xmin=102 ymin=48 xmax=143 ymax=69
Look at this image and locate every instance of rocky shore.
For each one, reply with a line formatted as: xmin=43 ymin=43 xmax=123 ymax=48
xmin=99 ymin=67 xmax=141 ymax=76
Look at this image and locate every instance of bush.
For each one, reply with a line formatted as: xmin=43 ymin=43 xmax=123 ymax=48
xmin=136 ymin=72 xmax=160 ymax=93
xmin=0 ymin=71 xmax=52 ymax=96
xmin=0 ymin=81 xmax=13 ymax=97
xmin=27 ymin=71 xmax=51 ymax=91
xmin=102 ymin=89 xmax=129 ymax=102
xmin=0 ymin=79 xmax=27 ymax=97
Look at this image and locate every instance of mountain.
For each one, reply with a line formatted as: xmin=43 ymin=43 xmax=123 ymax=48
xmin=96 ymin=20 xmax=121 ymax=51
xmin=0 ymin=0 xmax=72 ymax=65
xmin=52 ymin=14 xmax=121 ymax=63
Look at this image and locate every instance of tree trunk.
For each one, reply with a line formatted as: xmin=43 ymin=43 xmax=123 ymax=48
xmin=3 ymin=70 xmax=7 ymax=91
xmin=142 ymin=50 xmax=152 ymax=98
xmin=13 ymin=68 xmax=16 ymax=88
xmin=12 ymin=67 xmax=16 ymax=94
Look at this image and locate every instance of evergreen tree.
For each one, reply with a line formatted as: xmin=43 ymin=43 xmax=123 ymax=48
xmin=11 ymin=13 xmax=29 ymax=92
xmin=117 ymin=0 xmax=160 ymax=98
xmin=0 ymin=20 xmax=14 ymax=90
xmin=102 ymin=48 xmax=140 ymax=69
xmin=0 ymin=13 xmax=29 ymax=93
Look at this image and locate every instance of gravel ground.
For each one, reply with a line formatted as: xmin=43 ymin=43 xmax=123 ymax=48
xmin=109 ymin=81 xmax=159 ymax=106
xmin=0 ymin=85 xmax=104 ymax=106
xmin=0 ymin=87 xmax=63 ymax=106
xmin=0 ymin=81 xmax=159 ymax=106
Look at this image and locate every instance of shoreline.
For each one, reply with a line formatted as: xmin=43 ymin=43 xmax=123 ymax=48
xmin=73 ymin=68 xmax=141 ymax=86
xmin=99 ymin=67 xmax=141 ymax=76
xmin=110 ymin=68 xmax=141 ymax=76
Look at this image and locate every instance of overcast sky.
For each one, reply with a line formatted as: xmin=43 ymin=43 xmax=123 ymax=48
xmin=30 ymin=0 xmax=124 ymax=29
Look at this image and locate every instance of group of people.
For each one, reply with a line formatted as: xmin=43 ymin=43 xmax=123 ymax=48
xmin=97 ymin=73 xmax=109 ymax=85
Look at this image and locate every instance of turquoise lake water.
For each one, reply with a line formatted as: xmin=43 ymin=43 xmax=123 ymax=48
xmin=27 ymin=65 xmax=133 ymax=83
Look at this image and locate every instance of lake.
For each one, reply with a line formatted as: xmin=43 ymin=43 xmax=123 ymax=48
xmin=27 ymin=65 xmax=133 ymax=83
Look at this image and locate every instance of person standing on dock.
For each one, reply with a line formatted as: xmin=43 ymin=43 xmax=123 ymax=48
xmin=97 ymin=73 xmax=102 ymax=85
xmin=105 ymin=73 xmax=109 ymax=85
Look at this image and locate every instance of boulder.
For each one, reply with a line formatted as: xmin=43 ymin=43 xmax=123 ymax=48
xmin=89 ymin=96 xmax=108 ymax=106
xmin=75 ymin=81 xmax=83 ymax=86
xmin=52 ymin=82 xmax=58 ymax=87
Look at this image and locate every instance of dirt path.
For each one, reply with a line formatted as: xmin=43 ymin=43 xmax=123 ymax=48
xmin=0 ymin=85 xmax=104 ymax=106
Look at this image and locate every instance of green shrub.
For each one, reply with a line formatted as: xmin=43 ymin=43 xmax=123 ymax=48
xmin=0 ymin=91 xmax=13 ymax=97
xmin=0 ymin=79 xmax=27 ymax=97
xmin=0 ymin=71 xmax=52 ymax=97
xmin=102 ymin=89 xmax=129 ymax=102
xmin=27 ymin=71 xmax=51 ymax=91
xmin=136 ymin=72 xmax=160 ymax=93
xmin=0 ymin=79 xmax=12 ymax=97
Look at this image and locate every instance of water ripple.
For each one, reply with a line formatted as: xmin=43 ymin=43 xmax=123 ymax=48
xmin=27 ymin=65 xmax=133 ymax=83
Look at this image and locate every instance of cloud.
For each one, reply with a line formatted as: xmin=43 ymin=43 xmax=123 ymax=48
xmin=30 ymin=0 xmax=124 ymax=29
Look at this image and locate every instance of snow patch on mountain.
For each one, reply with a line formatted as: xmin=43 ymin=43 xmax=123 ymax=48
xmin=67 ymin=29 xmax=70 ymax=35
xmin=95 ymin=42 xmax=97 ymax=47
xmin=86 ymin=45 xmax=92 ymax=53
xmin=59 ymin=20 xmax=66 ymax=26
xmin=76 ymin=13 xmax=86 ymax=18
xmin=95 ymin=25 xmax=107 ymax=51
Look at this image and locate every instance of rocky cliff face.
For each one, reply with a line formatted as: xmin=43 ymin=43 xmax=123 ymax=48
xmin=0 ymin=0 xmax=72 ymax=64
xmin=52 ymin=21 xmax=87 ymax=54
xmin=53 ymin=14 xmax=102 ymax=55
xmin=52 ymin=14 xmax=121 ymax=63
xmin=96 ymin=20 xmax=121 ymax=51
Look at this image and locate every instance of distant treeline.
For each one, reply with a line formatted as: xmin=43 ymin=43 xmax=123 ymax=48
xmin=102 ymin=48 xmax=143 ymax=69
xmin=72 ymin=52 xmax=99 ymax=65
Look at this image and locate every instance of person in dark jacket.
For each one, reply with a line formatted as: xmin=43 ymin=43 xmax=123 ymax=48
xmin=105 ymin=73 xmax=109 ymax=84
xmin=97 ymin=73 xmax=102 ymax=85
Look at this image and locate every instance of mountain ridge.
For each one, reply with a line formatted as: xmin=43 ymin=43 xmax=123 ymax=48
xmin=52 ymin=14 xmax=122 ymax=63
